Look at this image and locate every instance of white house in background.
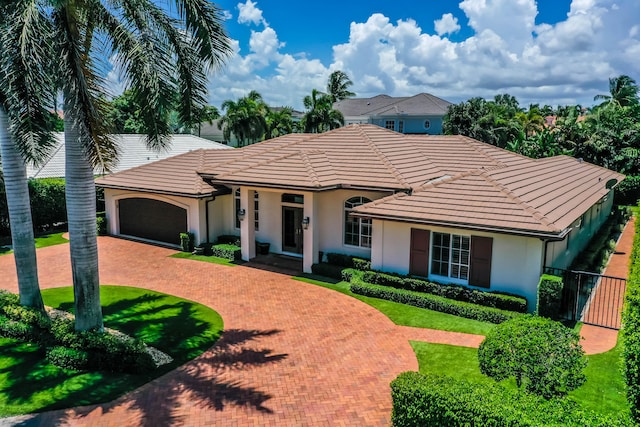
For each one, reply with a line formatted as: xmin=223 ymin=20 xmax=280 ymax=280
xmin=333 ymin=93 xmax=453 ymax=135
xmin=95 ymin=124 xmax=623 ymax=310
xmin=26 ymin=133 xmax=230 ymax=179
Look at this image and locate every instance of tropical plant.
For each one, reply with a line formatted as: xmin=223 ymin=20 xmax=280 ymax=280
xmin=218 ymin=90 xmax=268 ymax=146
xmin=265 ymin=107 xmax=294 ymax=139
xmin=516 ymin=104 xmax=545 ymax=136
xmin=326 ymin=70 xmax=355 ymax=103
xmin=4 ymin=0 xmax=230 ymax=331
xmin=302 ymin=89 xmax=344 ymax=133
xmin=594 ymin=75 xmax=640 ymax=108
xmin=478 ymin=315 xmax=587 ymax=399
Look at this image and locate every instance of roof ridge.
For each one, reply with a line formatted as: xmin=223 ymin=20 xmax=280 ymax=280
xmin=456 ymin=136 xmax=509 ymax=170
xmin=357 ymin=127 xmax=411 ymax=188
xmin=213 ymin=149 xmax=307 ymax=179
xmin=300 ymin=150 xmax=321 ymax=187
xmin=194 ymin=150 xmax=208 ymax=193
xmin=480 ymin=170 xmax=559 ymax=231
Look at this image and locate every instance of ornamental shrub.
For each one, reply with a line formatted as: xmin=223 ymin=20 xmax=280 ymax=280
xmin=211 ymin=244 xmax=241 ymax=261
xmin=351 ymin=278 xmax=520 ymax=324
xmin=391 ymin=371 xmax=632 ymax=427
xmin=536 ymin=274 xmax=564 ymax=318
xmin=478 ymin=315 xmax=587 ymax=399
xmin=622 ymin=213 xmax=640 ymax=422
xmin=310 ymin=263 xmax=345 ymax=280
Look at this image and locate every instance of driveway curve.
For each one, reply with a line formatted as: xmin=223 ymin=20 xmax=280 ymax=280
xmin=0 ymin=237 xmax=484 ymax=426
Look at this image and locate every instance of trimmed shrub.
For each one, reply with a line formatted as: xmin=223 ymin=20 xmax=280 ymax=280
xmin=180 ymin=232 xmax=195 ymax=252
xmin=310 ymin=263 xmax=345 ymax=280
xmin=211 ymin=244 xmax=241 ymax=261
xmin=478 ymin=315 xmax=586 ymax=399
xmin=537 ymin=274 xmax=564 ymax=318
xmin=353 ymin=258 xmax=371 ymax=271
xmin=622 ymin=214 xmax=640 ymax=422
xmin=361 ymin=270 xmax=527 ymax=312
xmin=46 ymin=346 xmax=90 ymax=371
xmin=217 ymin=235 xmax=241 ymax=246
xmin=96 ymin=213 xmax=107 ymax=236
xmin=0 ymin=316 xmax=37 ymax=341
xmin=351 ymin=278 xmax=521 ymax=324
xmin=341 ymin=268 xmax=360 ymax=282
xmin=391 ymin=371 xmax=632 ymax=427
xmin=326 ymin=253 xmax=355 ymax=267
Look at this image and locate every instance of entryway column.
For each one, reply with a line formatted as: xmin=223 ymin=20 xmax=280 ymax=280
xmin=240 ymin=187 xmax=256 ymax=260
xmin=303 ymin=192 xmax=319 ymax=273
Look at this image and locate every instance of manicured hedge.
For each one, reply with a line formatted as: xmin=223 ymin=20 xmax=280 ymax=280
xmin=391 ymin=371 xmax=632 ymax=427
xmin=361 ymin=270 xmax=527 ymax=312
xmin=311 ymin=263 xmax=345 ymax=280
xmin=623 ymin=215 xmax=640 ymax=422
xmin=536 ymin=274 xmax=564 ymax=318
xmin=211 ymin=244 xmax=241 ymax=261
xmin=324 ymin=252 xmax=370 ymax=270
xmin=351 ymin=278 xmax=521 ymax=324
xmin=216 ymin=235 xmax=241 ymax=246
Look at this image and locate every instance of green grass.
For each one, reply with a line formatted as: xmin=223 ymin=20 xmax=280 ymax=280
xmin=0 ymin=285 xmax=223 ymax=417
xmin=0 ymin=232 xmax=68 ymax=255
xmin=411 ymin=339 xmax=628 ymax=416
xmin=169 ymin=251 xmax=244 ymax=266
xmin=295 ymin=275 xmax=493 ymax=335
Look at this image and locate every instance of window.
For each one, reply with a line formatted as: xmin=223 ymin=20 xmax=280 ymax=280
xmin=385 ymin=120 xmax=395 ymax=130
xmin=424 ymin=119 xmax=431 ymax=130
xmin=235 ymin=189 xmax=259 ymax=230
xmin=398 ymin=120 xmax=404 ymax=133
xmin=344 ymin=196 xmax=372 ymax=248
xmin=282 ymin=193 xmax=304 ymax=204
xmin=431 ymin=232 xmax=470 ymax=280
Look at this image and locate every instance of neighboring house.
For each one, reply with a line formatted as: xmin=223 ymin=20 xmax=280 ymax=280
xmin=95 ymin=124 xmax=623 ymax=311
xmin=26 ymin=133 xmax=230 ymax=179
xmin=333 ymin=93 xmax=452 ymax=134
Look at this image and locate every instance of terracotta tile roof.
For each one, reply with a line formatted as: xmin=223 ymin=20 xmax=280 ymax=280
xmin=334 ymin=93 xmax=452 ymax=116
xmin=96 ymin=124 xmax=624 ymax=236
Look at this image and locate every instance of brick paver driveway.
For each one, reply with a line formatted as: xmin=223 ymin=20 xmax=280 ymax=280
xmin=0 ymin=237 xmax=483 ymax=426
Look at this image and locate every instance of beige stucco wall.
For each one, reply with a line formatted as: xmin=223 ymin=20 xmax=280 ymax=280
xmin=546 ymin=190 xmax=615 ymax=270
xmin=371 ymin=220 xmax=545 ymax=311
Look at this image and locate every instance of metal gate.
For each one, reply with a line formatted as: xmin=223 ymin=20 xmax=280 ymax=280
xmin=546 ymin=268 xmax=626 ymax=330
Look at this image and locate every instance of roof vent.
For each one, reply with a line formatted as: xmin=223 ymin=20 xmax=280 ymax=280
xmin=577 ymin=158 xmax=583 ymax=163
xmin=425 ymin=175 xmax=451 ymax=185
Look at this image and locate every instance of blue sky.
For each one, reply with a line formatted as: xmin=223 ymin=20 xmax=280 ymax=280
xmin=108 ymin=1 xmax=640 ymax=110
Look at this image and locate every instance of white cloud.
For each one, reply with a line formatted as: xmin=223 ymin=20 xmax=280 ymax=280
xmin=204 ymin=0 xmax=640 ymax=110
xmin=434 ymin=13 xmax=461 ymax=36
xmin=237 ymin=0 xmax=266 ymax=26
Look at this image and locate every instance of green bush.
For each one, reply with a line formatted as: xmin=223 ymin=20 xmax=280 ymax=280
xmin=341 ymin=268 xmax=361 ymax=282
xmin=310 ymin=263 xmax=345 ymax=280
xmin=478 ymin=315 xmax=586 ymax=399
xmin=28 ymin=178 xmax=67 ymax=233
xmin=361 ymin=270 xmax=527 ymax=312
xmin=326 ymin=253 xmax=355 ymax=267
xmin=46 ymin=346 xmax=90 ymax=371
xmin=623 ymin=214 xmax=640 ymax=422
xmin=211 ymin=244 xmax=241 ymax=261
xmin=391 ymin=371 xmax=632 ymax=427
xmin=351 ymin=278 xmax=521 ymax=324
xmin=96 ymin=213 xmax=107 ymax=236
xmin=536 ymin=274 xmax=564 ymax=318
xmin=0 ymin=316 xmax=37 ymax=341
xmin=615 ymin=175 xmax=640 ymax=206
xmin=180 ymin=232 xmax=195 ymax=252
xmin=216 ymin=235 xmax=241 ymax=246
xmin=353 ymin=258 xmax=371 ymax=271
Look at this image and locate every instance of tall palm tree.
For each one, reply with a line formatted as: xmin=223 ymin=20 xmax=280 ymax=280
xmin=0 ymin=4 xmax=58 ymax=313
xmin=302 ymin=89 xmax=344 ymax=133
xmin=264 ymin=107 xmax=294 ymax=139
xmin=6 ymin=0 xmax=230 ymax=331
xmin=218 ymin=91 xmax=268 ymax=146
xmin=327 ymin=70 xmax=355 ymax=103
xmin=594 ymin=75 xmax=640 ymax=108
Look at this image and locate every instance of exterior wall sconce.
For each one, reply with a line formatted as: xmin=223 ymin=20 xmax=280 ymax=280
xmin=237 ymin=208 xmax=246 ymax=221
xmin=302 ymin=216 xmax=310 ymax=229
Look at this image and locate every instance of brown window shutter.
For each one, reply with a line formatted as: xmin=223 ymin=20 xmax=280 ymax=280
xmin=470 ymin=236 xmax=493 ymax=288
xmin=409 ymin=229 xmax=430 ymax=277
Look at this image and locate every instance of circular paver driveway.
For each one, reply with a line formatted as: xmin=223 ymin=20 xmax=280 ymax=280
xmin=1 ymin=237 xmax=483 ymax=426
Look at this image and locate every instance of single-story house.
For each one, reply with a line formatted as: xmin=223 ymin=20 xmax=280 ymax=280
xmin=27 ymin=133 xmax=230 ymax=178
xmin=333 ymin=93 xmax=453 ymax=134
xmin=95 ymin=124 xmax=623 ymax=310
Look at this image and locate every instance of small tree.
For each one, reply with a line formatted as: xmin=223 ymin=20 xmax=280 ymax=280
xmin=478 ymin=315 xmax=587 ymax=399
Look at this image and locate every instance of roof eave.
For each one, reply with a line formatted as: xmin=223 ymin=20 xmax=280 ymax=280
xmin=95 ymin=183 xmax=220 ymax=199
xmin=350 ymin=211 xmax=567 ymax=239
xmin=199 ymin=175 xmax=408 ymax=193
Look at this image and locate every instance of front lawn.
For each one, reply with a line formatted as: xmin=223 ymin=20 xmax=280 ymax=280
xmin=295 ymin=275 xmax=493 ymax=335
xmin=0 ymin=232 xmax=68 ymax=255
xmin=411 ymin=338 xmax=627 ymax=417
xmin=170 ymin=251 xmax=244 ymax=266
xmin=0 ymin=285 xmax=223 ymax=417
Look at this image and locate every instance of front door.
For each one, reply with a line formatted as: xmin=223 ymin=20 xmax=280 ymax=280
xmin=282 ymin=206 xmax=303 ymax=254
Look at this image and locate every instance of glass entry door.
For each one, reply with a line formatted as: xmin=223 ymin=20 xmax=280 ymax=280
xmin=282 ymin=206 xmax=303 ymax=254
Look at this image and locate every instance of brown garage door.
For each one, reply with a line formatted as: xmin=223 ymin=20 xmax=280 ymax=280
xmin=119 ymin=198 xmax=187 ymax=245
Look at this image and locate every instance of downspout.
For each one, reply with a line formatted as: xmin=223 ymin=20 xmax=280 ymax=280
xmin=205 ymin=196 xmax=215 ymax=244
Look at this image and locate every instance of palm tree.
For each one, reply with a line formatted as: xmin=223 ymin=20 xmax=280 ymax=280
xmin=218 ymin=91 xmax=268 ymax=146
xmin=0 ymin=5 xmax=59 ymax=313
xmin=302 ymin=89 xmax=344 ymax=133
xmin=327 ymin=70 xmax=355 ymax=103
xmin=594 ymin=75 xmax=640 ymax=108
xmin=516 ymin=104 xmax=545 ymax=136
xmin=265 ymin=107 xmax=294 ymax=139
xmin=5 ymin=0 xmax=230 ymax=331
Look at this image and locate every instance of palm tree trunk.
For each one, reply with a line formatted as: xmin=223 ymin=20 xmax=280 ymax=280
xmin=0 ymin=109 xmax=45 ymax=312
xmin=64 ymin=110 xmax=103 ymax=332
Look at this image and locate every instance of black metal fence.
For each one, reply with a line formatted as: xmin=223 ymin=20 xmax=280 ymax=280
xmin=544 ymin=267 xmax=626 ymax=330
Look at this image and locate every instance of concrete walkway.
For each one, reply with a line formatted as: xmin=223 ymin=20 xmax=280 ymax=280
xmin=0 ymin=222 xmax=632 ymax=426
